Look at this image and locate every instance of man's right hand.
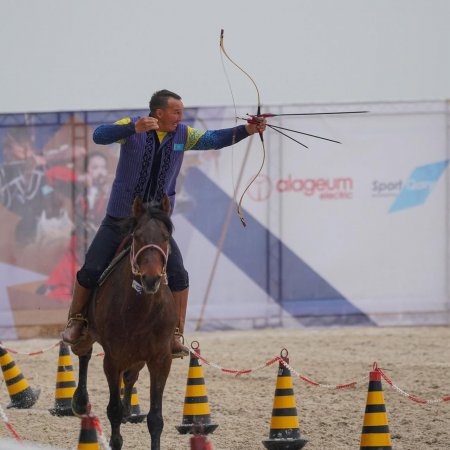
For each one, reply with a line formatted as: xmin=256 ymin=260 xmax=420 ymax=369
xmin=134 ymin=117 xmax=159 ymax=133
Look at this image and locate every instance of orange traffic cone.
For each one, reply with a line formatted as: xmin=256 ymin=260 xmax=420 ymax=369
xmin=176 ymin=341 xmax=218 ymax=435
xmin=49 ymin=341 xmax=76 ymax=416
xmin=360 ymin=365 xmax=392 ymax=449
xmin=262 ymin=349 xmax=307 ymax=450
xmin=120 ymin=377 xmax=147 ymax=423
xmin=0 ymin=345 xmax=40 ymax=409
xmin=77 ymin=415 xmax=100 ymax=450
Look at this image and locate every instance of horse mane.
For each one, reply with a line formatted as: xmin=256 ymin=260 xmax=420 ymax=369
xmin=144 ymin=202 xmax=174 ymax=235
xmin=119 ymin=200 xmax=174 ymax=236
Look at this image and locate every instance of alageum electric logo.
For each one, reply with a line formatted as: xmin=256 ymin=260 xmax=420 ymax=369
xmin=388 ymin=160 xmax=449 ymax=213
xmin=247 ymin=174 xmax=353 ymax=201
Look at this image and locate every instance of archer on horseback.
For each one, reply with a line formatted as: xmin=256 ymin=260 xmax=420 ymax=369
xmin=61 ymin=89 xmax=266 ymax=358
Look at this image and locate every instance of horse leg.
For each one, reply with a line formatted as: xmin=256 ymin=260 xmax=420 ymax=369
xmin=147 ymin=355 xmax=172 ymax=450
xmin=121 ymin=364 xmax=144 ymax=421
xmin=72 ymin=347 xmax=92 ymax=416
xmin=104 ymin=356 xmax=124 ymax=450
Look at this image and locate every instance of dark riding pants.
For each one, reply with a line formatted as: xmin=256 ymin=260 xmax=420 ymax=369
xmin=77 ymin=214 xmax=189 ymax=292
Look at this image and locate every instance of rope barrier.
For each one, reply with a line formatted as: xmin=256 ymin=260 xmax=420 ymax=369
xmin=91 ymin=415 xmax=111 ymax=450
xmin=278 ymin=358 xmax=368 ymax=389
xmin=188 ymin=350 xmax=450 ymax=400
xmin=376 ymin=365 xmax=450 ymax=404
xmin=189 ymin=348 xmax=280 ymax=375
xmin=189 ymin=349 xmax=367 ymax=389
xmin=0 ymin=341 xmax=60 ymax=356
xmin=0 ymin=402 xmax=23 ymax=443
xmin=0 ymin=340 xmax=106 ymax=357
xmin=2 ymin=340 xmax=450 ymax=404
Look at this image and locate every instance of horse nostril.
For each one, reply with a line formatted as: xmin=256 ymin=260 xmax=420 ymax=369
xmin=141 ymin=275 xmax=161 ymax=294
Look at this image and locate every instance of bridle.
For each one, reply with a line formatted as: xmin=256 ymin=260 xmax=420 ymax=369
xmin=129 ymin=236 xmax=169 ymax=286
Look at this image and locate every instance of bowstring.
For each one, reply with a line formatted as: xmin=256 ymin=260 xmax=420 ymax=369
xmin=220 ymin=29 xmax=266 ymax=227
xmin=219 ymin=37 xmax=239 ymax=210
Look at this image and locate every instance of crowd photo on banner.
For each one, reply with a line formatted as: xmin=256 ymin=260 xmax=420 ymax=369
xmin=0 ymin=115 xmax=117 ymax=338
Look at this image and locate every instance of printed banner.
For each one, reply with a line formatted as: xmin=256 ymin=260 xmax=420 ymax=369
xmin=0 ymin=102 xmax=448 ymax=339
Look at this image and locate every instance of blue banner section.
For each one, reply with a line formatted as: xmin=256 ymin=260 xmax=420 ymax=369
xmin=389 ymin=160 xmax=449 ymax=213
xmin=183 ymin=167 xmax=373 ymax=326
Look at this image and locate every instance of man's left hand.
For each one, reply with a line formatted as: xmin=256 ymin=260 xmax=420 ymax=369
xmin=245 ymin=117 xmax=267 ymax=135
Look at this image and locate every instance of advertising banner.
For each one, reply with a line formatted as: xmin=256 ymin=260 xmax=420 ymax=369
xmin=0 ymin=101 xmax=448 ymax=338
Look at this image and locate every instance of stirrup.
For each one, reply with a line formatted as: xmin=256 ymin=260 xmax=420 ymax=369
xmin=174 ymin=327 xmax=184 ymax=342
xmin=172 ymin=328 xmax=189 ymax=359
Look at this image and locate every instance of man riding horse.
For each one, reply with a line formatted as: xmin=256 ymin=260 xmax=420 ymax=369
xmin=62 ymin=89 xmax=267 ymax=357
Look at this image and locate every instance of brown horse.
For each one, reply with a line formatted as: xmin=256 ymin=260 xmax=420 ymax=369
xmin=71 ymin=195 xmax=177 ymax=450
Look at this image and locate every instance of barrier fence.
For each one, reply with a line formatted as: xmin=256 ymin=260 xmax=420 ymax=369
xmin=0 ymin=340 xmax=449 ymax=448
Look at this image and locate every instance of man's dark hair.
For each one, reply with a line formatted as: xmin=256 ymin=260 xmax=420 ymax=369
xmin=149 ymin=89 xmax=181 ymax=113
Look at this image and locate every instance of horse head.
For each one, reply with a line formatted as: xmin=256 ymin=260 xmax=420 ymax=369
xmin=129 ymin=194 xmax=173 ymax=295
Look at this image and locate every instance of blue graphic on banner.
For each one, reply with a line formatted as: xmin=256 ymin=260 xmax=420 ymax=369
xmin=183 ymin=167 xmax=373 ymax=326
xmin=389 ymin=160 xmax=449 ymax=213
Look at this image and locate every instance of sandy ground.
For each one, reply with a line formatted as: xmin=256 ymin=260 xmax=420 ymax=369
xmin=1 ymin=326 xmax=450 ymax=450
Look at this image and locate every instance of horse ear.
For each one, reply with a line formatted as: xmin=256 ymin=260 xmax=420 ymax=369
xmin=132 ymin=195 xmax=145 ymax=218
xmin=161 ymin=194 xmax=171 ymax=216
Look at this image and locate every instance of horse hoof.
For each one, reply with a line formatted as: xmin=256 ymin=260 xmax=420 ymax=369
xmin=72 ymin=404 xmax=89 ymax=417
xmin=72 ymin=397 xmax=91 ymax=417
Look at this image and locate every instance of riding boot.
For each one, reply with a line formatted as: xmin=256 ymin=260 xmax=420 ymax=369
xmin=171 ymin=287 xmax=189 ymax=358
xmin=61 ymin=279 xmax=91 ymax=345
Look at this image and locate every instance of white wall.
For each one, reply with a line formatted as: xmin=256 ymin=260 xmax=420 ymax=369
xmin=1 ymin=0 xmax=449 ymax=113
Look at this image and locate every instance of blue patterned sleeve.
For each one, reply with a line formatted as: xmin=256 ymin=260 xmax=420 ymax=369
xmin=93 ymin=120 xmax=136 ymax=145
xmin=188 ymin=125 xmax=249 ymax=150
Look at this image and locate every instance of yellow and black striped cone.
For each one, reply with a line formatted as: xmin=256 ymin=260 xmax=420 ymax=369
xmin=0 ymin=345 xmax=40 ymax=409
xmin=77 ymin=415 xmax=100 ymax=450
xmin=120 ymin=378 xmax=147 ymax=424
xmin=360 ymin=366 xmax=392 ymax=449
xmin=263 ymin=350 xmax=307 ymax=450
xmin=49 ymin=341 xmax=77 ymax=416
xmin=176 ymin=341 xmax=218 ymax=435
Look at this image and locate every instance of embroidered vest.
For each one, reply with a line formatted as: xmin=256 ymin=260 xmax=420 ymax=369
xmin=106 ymin=117 xmax=187 ymax=217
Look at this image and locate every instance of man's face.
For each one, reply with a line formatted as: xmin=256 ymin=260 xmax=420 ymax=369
xmin=4 ymin=135 xmax=33 ymax=162
xmin=87 ymin=155 xmax=107 ymax=187
xmin=155 ymin=98 xmax=184 ymax=132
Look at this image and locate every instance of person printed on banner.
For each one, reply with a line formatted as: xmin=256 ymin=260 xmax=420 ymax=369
xmin=0 ymin=127 xmax=47 ymax=245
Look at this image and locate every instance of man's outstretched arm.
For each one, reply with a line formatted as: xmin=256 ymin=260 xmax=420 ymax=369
xmin=187 ymin=121 xmax=266 ymax=151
